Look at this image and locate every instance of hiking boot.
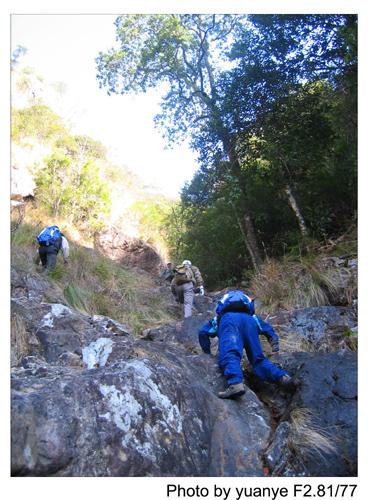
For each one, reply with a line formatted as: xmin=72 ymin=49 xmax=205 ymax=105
xmin=278 ymin=374 xmax=299 ymax=391
xmin=218 ymin=383 xmax=246 ymax=399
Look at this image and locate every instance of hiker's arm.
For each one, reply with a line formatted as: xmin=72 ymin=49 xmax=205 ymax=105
xmin=192 ymin=266 xmax=204 ymax=287
xmin=198 ymin=330 xmax=211 ymax=353
xmin=258 ymin=317 xmax=280 ymax=352
xmin=198 ymin=320 xmax=218 ymax=354
xmin=61 ymin=237 xmax=69 ymax=263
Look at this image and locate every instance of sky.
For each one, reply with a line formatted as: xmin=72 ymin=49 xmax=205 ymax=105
xmin=11 ymin=14 xmax=199 ymax=198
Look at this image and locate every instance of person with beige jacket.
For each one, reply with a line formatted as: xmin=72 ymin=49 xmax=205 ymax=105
xmin=171 ymin=259 xmax=204 ymax=318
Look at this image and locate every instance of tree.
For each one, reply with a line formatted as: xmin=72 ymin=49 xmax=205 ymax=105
xmin=34 ymin=148 xmax=111 ymax=231
xmin=220 ymin=14 xmax=356 ymax=238
xmin=178 ymin=14 xmax=357 ymax=283
xmin=130 ymin=195 xmax=174 ymax=250
xmin=237 ymin=81 xmax=336 ymax=237
xmin=54 ymin=134 xmax=107 ymax=162
xmin=97 ymin=14 xmax=357 ymax=279
xmin=96 ymin=14 xmax=263 ymax=271
xmin=12 ymin=103 xmax=67 ymax=144
xmin=179 ymin=173 xmax=257 ymax=288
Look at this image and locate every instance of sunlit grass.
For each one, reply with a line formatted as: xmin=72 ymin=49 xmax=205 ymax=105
xmin=250 ymin=253 xmax=356 ymax=314
xmin=11 ymin=219 xmax=176 ymax=334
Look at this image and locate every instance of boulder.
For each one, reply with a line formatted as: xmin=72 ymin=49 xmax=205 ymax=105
xmin=267 ymin=306 xmax=357 ymax=349
xmin=263 ymin=351 xmax=357 ymax=477
xmin=94 ymin=227 xmax=163 ymax=273
xmin=11 ymin=333 xmax=272 ymax=476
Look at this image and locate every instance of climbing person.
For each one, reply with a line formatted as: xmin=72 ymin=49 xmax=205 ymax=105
xmin=160 ymin=262 xmax=175 ymax=283
xmin=198 ymin=290 xmax=298 ymax=399
xmin=36 ymin=225 xmax=69 ymax=272
xmin=171 ymin=259 xmax=204 ymax=318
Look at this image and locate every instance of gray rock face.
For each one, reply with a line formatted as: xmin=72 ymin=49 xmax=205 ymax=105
xmin=94 ymin=227 xmax=163 ymax=273
xmin=268 ymin=306 xmax=357 ymax=348
xmin=11 ymin=268 xmax=357 ymax=477
xmin=11 ymin=333 xmax=272 ymax=476
xmin=291 ymin=351 xmax=357 ymax=476
xmin=261 ymin=351 xmax=357 ymax=477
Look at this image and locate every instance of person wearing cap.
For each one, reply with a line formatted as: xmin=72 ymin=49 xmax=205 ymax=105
xmin=171 ymin=259 xmax=204 ymax=318
xmin=160 ymin=262 xmax=175 ymax=283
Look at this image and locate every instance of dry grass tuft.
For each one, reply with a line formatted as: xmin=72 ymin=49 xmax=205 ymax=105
xmin=11 ymin=314 xmax=30 ymax=366
xmin=250 ymin=254 xmax=354 ymax=314
xmin=288 ymin=408 xmax=337 ymax=462
xmin=277 ymin=331 xmax=313 ymax=353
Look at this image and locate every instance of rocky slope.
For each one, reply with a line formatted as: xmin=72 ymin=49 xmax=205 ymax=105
xmin=11 ymin=267 xmax=357 ymax=477
xmin=94 ymin=226 xmax=163 ymax=274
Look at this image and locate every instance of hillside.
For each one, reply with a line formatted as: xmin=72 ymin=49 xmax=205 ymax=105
xmin=10 ymin=14 xmax=357 ymax=480
xmin=10 ymin=220 xmax=357 ymax=477
xmin=11 ymin=221 xmax=179 ymax=337
xmin=11 ymin=64 xmax=176 ymax=261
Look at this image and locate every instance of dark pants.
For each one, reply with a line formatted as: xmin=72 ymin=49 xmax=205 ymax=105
xmin=218 ymin=312 xmax=288 ymax=385
xmin=38 ymin=245 xmax=58 ymax=271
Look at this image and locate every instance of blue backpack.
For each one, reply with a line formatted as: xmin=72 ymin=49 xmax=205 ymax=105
xmin=216 ymin=290 xmax=255 ymax=317
xmin=37 ymin=225 xmax=62 ymax=247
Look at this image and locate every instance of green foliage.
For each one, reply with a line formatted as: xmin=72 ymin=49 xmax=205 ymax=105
xmin=55 ymin=134 xmax=107 ymax=161
xmin=96 ymin=14 xmax=244 ymax=144
xmin=34 ymin=149 xmax=111 ymax=232
xmin=162 ymin=201 xmax=187 ymax=262
xmin=12 ymin=71 xmax=113 ymax=236
xmin=98 ymin=14 xmax=356 ymax=283
xmin=131 ymin=196 xmax=174 ymax=246
xmin=164 ymin=194 xmax=248 ymax=289
xmin=12 ymin=103 xmax=66 ymax=143
xmin=173 ymin=16 xmax=356 ymax=287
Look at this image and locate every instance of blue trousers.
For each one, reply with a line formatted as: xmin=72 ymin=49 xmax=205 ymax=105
xmin=218 ymin=312 xmax=288 ymax=385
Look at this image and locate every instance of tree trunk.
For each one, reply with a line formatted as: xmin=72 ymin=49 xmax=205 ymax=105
xmin=284 ymin=184 xmax=309 ymax=237
xmin=242 ymin=212 xmax=263 ymax=271
xmin=230 ymin=201 xmax=262 ymax=272
xmin=203 ymin=99 xmax=263 ymax=271
xmin=224 ymin=138 xmax=263 ymax=271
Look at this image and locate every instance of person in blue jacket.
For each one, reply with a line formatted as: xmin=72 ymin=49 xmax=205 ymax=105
xmin=198 ymin=290 xmax=297 ymax=399
xmin=36 ymin=225 xmax=69 ymax=272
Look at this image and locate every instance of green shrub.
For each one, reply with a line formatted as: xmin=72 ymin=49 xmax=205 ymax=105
xmin=63 ymin=283 xmax=89 ymax=312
